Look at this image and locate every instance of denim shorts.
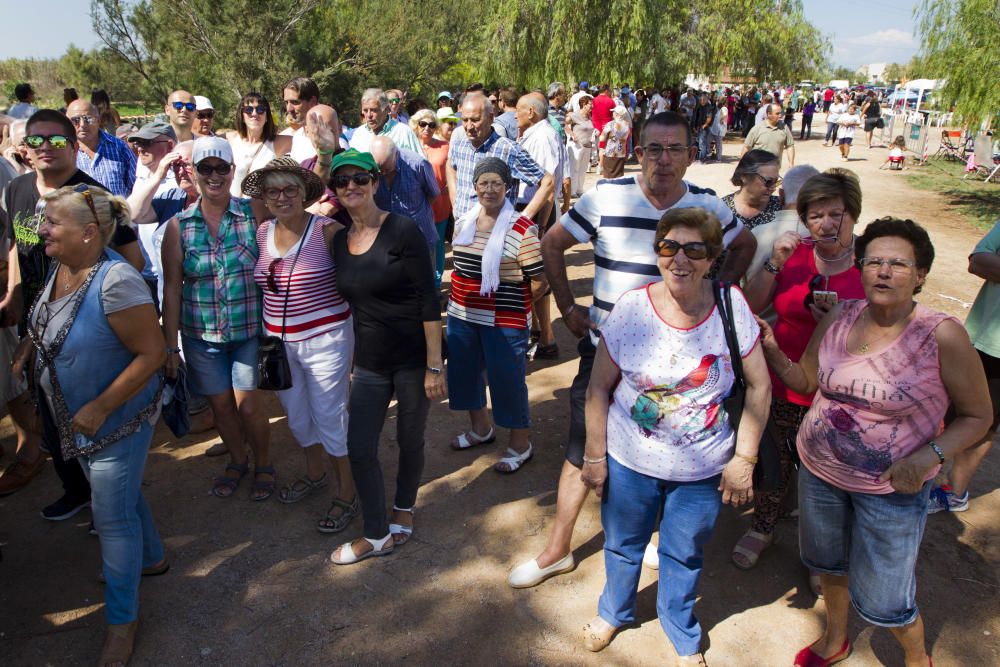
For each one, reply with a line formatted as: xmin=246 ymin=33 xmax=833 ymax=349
xmin=798 ymin=465 xmax=932 ymax=627
xmin=182 ymin=335 xmax=259 ymax=397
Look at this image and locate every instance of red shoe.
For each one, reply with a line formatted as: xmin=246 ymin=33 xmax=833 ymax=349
xmin=793 ymin=639 xmax=851 ymax=667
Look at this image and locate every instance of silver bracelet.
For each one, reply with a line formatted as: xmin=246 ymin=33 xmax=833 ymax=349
xmin=582 ymin=455 xmax=607 ymax=465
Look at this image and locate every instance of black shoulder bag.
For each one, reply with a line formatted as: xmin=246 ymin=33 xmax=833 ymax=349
xmin=713 ymin=280 xmax=783 ymax=491
xmin=257 ymin=216 xmax=313 ymax=391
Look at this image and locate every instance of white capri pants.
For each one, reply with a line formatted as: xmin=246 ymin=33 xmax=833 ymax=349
xmin=567 ymin=141 xmax=592 ymax=196
xmin=277 ymin=323 xmax=354 ymax=457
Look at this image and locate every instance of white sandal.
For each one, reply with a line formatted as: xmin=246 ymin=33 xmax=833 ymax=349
xmin=329 ymin=534 xmax=394 ymax=565
xmin=389 ymin=505 xmax=414 ymax=546
xmin=493 ymin=442 xmax=533 ymax=474
xmin=451 ymin=427 xmax=496 ymax=450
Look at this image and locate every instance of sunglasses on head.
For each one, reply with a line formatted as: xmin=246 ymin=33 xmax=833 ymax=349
xmin=69 ymin=115 xmax=96 ymax=127
xmin=243 ymin=105 xmax=268 ymax=116
xmin=418 ymin=121 xmax=437 ymax=128
xmin=654 ymin=239 xmax=710 ymax=260
xmin=195 ymin=162 xmax=232 ymax=176
xmin=73 ymin=184 xmax=102 ymax=226
xmin=172 ymin=101 xmax=196 ymax=111
xmin=331 ymin=172 xmax=375 ymax=189
xmin=196 ymin=110 xmax=214 ymax=120
xmin=24 ymin=134 xmax=71 ymax=150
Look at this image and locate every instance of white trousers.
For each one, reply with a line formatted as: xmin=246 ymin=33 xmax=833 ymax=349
xmin=567 ymin=141 xmax=592 ymax=196
xmin=277 ymin=323 xmax=354 ymax=457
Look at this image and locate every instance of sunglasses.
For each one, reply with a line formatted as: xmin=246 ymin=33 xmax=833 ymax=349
xmin=263 ymin=185 xmax=301 ymax=201
xmin=388 ymin=98 xmax=401 ymax=104
xmin=172 ymin=101 xmax=196 ymax=111
xmin=266 ymin=257 xmax=282 ymax=293
xmin=331 ymin=172 xmax=375 ymax=189
xmin=418 ymin=121 xmax=437 ymax=129
xmin=195 ymin=162 xmax=233 ymax=176
xmin=73 ymin=184 xmax=102 ymax=226
xmin=654 ymin=239 xmax=710 ymax=260
xmin=196 ymin=110 xmax=214 ymax=120
xmin=69 ymin=115 xmax=96 ymax=127
xmin=243 ymin=105 xmax=268 ymax=116
xmin=24 ymin=134 xmax=72 ymax=150
xmin=754 ymin=174 xmax=782 ymax=189
xmin=131 ymin=138 xmax=170 ymax=151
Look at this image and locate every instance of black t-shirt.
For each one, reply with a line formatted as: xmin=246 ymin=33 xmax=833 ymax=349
xmin=2 ymin=170 xmax=137 ymax=321
xmin=333 ymin=213 xmax=440 ymax=373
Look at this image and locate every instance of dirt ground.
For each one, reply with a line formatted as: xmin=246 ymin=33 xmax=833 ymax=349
xmin=2 ymin=123 xmax=998 ymax=667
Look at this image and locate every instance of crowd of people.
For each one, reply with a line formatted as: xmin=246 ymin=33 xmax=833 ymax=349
xmin=0 ymin=76 xmax=997 ymax=667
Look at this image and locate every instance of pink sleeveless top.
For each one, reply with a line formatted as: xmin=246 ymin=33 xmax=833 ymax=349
xmin=797 ymin=300 xmax=955 ymax=494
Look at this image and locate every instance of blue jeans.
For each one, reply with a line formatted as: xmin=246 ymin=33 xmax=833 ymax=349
xmin=697 ymin=128 xmax=711 ymax=161
xmin=825 ymin=121 xmax=837 ymax=143
xmin=79 ymin=421 xmax=164 ymax=624
xmin=598 ymin=457 xmax=722 ymax=657
xmin=446 ymin=316 xmax=530 ymax=429
xmin=798 ymin=466 xmax=932 ymax=627
xmin=434 ymin=218 xmax=449 ymax=288
xmin=182 ymin=335 xmax=259 ymax=396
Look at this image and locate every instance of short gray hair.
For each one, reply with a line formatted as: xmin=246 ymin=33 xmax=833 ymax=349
xmin=781 ymin=165 xmax=820 ymax=204
xmin=521 ymin=94 xmax=547 ymax=119
xmin=361 ymin=88 xmax=388 ymax=111
xmin=546 ymin=82 xmax=565 ymax=99
xmin=461 ymin=92 xmax=493 ymax=117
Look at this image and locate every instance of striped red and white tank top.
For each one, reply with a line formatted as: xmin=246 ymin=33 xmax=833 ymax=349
xmin=254 ymin=215 xmax=351 ymax=342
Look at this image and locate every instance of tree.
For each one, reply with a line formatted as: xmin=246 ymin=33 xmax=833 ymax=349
xmin=917 ymin=0 xmax=1000 ymax=124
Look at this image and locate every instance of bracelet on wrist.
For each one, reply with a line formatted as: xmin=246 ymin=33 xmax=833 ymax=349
xmin=317 ymin=149 xmax=335 ymax=156
xmin=763 ymin=258 xmax=782 ymax=275
xmin=928 ymin=440 xmax=945 ymax=465
xmin=582 ymin=455 xmax=607 ymax=465
xmin=167 ymin=347 xmax=181 ymax=354
xmin=733 ymin=451 xmax=758 ymax=465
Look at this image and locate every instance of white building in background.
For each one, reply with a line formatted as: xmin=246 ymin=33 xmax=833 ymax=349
xmin=857 ymin=63 xmax=887 ymax=84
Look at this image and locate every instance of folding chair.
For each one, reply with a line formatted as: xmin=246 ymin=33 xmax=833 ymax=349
xmin=932 ymin=130 xmax=963 ymax=161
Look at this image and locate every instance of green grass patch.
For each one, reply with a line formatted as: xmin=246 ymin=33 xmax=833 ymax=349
xmin=114 ymin=103 xmax=153 ymax=118
xmin=906 ymin=158 xmax=1000 ymax=231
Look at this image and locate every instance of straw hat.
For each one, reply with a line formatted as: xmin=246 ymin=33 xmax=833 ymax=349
xmin=241 ymin=155 xmax=326 ymax=205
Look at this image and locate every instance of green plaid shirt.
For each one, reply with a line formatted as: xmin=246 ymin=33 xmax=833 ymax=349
xmin=179 ymin=197 xmax=262 ymax=343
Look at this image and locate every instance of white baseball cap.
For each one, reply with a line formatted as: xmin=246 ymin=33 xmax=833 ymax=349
xmin=194 ymin=95 xmax=214 ymax=111
xmin=192 ymin=136 xmax=233 ymax=164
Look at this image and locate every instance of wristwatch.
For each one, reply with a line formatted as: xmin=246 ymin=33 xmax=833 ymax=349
xmin=763 ymin=258 xmax=781 ymax=275
xmin=426 ymin=366 xmax=442 ymax=375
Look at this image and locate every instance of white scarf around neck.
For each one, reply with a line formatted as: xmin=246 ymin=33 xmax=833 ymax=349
xmin=453 ymin=199 xmax=517 ymax=296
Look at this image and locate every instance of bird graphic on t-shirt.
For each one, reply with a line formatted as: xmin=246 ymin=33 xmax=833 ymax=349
xmin=630 ymin=354 xmax=723 ymax=436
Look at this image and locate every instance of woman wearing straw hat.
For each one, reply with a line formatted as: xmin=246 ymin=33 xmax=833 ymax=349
xmin=242 ymin=156 xmax=358 ymax=532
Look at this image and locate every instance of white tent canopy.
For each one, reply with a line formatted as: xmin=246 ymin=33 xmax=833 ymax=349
xmin=894 ymin=79 xmax=940 ymax=113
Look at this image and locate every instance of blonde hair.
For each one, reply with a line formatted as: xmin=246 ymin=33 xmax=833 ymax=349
xmin=409 ymin=108 xmax=437 ymax=135
xmin=42 ymin=185 xmax=131 ymax=246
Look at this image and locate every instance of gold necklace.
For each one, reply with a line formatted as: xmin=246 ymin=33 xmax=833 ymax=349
xmin=857 ymin=308 xmax=913 ymax=354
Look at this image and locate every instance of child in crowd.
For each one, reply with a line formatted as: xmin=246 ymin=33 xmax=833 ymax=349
xmin=880 ymin=135 xmax=907 ymax=170
xmin=800 ymin=100 xmax=815 ymax=140
xmin=836 ymin=103 xmax=862 ymax=162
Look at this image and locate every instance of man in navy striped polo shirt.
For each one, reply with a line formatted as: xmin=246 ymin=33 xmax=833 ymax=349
xmin=508 ymin=111 xmax=757 ymax=589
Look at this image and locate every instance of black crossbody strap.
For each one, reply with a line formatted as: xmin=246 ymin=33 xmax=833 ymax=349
xmin=278 ymin=215 xmax=313 ymax=342
xmin=712 ymin=280 xmax=744 ymax=389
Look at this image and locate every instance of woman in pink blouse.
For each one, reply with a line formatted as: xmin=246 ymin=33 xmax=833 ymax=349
xmin=759 ymin=218 xmax=991 ymax=667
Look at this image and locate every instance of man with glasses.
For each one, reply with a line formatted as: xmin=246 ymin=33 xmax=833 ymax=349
xmin=280 ymin=77 xmax=321 ymax=163
xmin=743 ymin=103 xmax=796 ymax=168
xmin=165 ymin=90 xmax=197 ymax=143
xmin=193 ymin=96 xmax=216 ymax=138
xmin=386 ymin=88 xmax=409 ymax=125
xmin=508 ymin=111 xmax=756 ymax=589
xmin=0 ymin=109 xmax=142 ymax=512
xmin=349 ymin=88 xmax=422 ymax=155
xmin=66 ymin=99 xmax=136 ymax=197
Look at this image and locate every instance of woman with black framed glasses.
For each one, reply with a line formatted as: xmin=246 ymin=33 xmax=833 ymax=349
xmin=242 ymin=156 xmax=357 ymax=532
xmin=579 ymin=207 xmax=769 ymax=661
xmin=160 ymin=136 xmax=274 ymax=500
xmin=734 ymin=169 xmax=865 ymax=589
xmin=327 ymin=149 xmax=445 ymax=565
xmin=227 ymin=92 xmax=292 ymax=197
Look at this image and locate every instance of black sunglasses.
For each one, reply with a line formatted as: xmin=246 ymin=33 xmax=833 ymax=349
xmin=418 ymin=121 xmax=437 ymax=129
xmin=172 ymin=101 xmax=196 ymax=111
xmin=196 ymin=110 xmax=214 ymax=120
xmin=654 ymin=239 xmax=710 ymax=260
xmin=243 ymin=105 xmax=268 ymax=116
xmin=331 ymin=172 xmax=376 ymax=189
xmin=195 ymin=162 xmax=233 ymax=176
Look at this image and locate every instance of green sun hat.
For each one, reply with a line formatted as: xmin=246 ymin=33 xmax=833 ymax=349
xmin=330 ymin=148 xmax=379 ymax=174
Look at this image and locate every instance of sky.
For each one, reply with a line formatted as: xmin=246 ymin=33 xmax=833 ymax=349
xmin=0 ymin=0 xmax=922 ymax=71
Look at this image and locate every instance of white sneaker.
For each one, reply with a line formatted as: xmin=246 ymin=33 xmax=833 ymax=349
xmin=643 ymin=541 xmax=659 ymax=569
xmin=508 ymin=553 xmax=575 ymax=588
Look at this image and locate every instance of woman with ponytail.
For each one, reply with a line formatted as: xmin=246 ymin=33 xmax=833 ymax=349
xmin=11 ymin=184 xmax=167 ymax=667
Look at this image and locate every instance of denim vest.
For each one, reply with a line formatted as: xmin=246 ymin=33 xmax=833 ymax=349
xmin=36 ymin=251 xmax=161 ymax=459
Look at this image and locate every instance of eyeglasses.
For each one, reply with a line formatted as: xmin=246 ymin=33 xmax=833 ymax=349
xmin=858 ymin=257 xmax=915 ymax=273
xmin=131 ymin=138 xmax=170 ymax=151
xmin=331 ymin=172 xmax=375 ymax=189
xmin=172 ymin=101 xmax=196 ymax=112
xmin=24 ymin=134 xmax=71 ymax=150
xmin=69 ymin=115 xmax=96 ymax=127
xmin=196 ymin=110 xmax=214 ymax=120
xmin=172 ymin=161 xmax=191 ymax=177
xmin=640 ymin=143 xmax=692 ymax=160
xmin=475 ymin=179 xmax=506 ymax=192
xmin=654 ymin=239 xmax=710 ymax=260
xmin=73 ymin=184 xmax=102 ymax=226
xmin=388 ymin=98 xmax=401 ymax=104
xmin=243 ymin=105 xmax=268 ymax=116
xmin=263 ymin=185 xmax=301 ymax=201
xmin=754 ymin=174 xmax=782 ymax=189
xmin=418 ymin=121 xmax=437 ymax=129
xmin=195 ymin=162 xmax=233 ymax=176
xmin=266 ymin=258 xmax=282 ymax=293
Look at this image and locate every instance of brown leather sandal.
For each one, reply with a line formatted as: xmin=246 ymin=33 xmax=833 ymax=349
xmin=98 ymin=619 xmax=138 ymax=667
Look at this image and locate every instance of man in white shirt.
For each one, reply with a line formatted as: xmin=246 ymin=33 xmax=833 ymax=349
xmin=6 ymin=83 xmax=38 ymax=120
xmin=280 ymin=77 xmax=321 ymax=162
xmin=567 ymin=81 xmax=591 ymax=114
xmin=649 ymin=88 xmax=669 ymax=115
xmin=348 ymin=88 xmax=422 ymax=155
